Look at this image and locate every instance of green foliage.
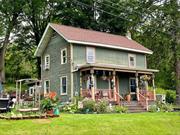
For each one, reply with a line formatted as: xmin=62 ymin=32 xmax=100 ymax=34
xmin=61 ymin=103 xmax=78 ymax=114
xmin=113 ymin=106 xmax=128 ymax=113
xmin=155 ymin=87 xmax=176 ymax=103
xmin=156 ymin=101 xmax=173 ymax=112
xmin=81 ymin=98 xmax=96 ymax=113
xmin=41 ymin=98 xmax=54 ymax=112
xmin=148 ymin=105 xmax=158 ymax=113
xmin=166 ymin=91 xmax=176 ymax=104
xmin=94 ymin=99 xmax=108 ymax=114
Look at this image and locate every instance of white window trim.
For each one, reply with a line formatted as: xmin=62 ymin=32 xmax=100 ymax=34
xmin=86 ymin=47 xmax=95 ymax=63
xmin=60 ymin=76 xmax=67 ymax=95
xmin=128 ymin=54 xmax=136 ymax=68
xmin=61 ymin=48 xmax=67 ymax=64
xmin=44 ymin=80 xmax=50 ymax=95
xmin=44 ymin=55 xmax=50 ymax=70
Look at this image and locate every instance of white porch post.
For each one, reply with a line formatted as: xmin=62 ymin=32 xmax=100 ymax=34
xmin=113 ymin=70 xmax=117 ymax=101
xmin=136 ymin=72 xmax=140 ymax=101
xmin=152 ymin=73 xmax=156 ymax=100
xmin=90 ymin=69 xmax=95 ymax=101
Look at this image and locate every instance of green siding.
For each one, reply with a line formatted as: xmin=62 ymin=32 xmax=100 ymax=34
xmin=96 ymin=47 xmax=128 ymax=66
xmin=136 ymin=54 xmax=146 ymax=68
xmin=73 ymin=44 xmax=146 ymax=69
xmin=41 ymin=34 xmax=71 ymax=101
xmin=73 ymin=45 xmax=86 ymax=65
xmin=96 ymin=76 xmax=109 ymax=89
xmin=73 ymin=71 xmax=80 ymax=96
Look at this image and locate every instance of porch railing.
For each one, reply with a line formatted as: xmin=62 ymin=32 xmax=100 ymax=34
xmin=140 ymin=90 xmax=155 ymax=101
xmin=81 ymin=89 xmax=115 ymax=101
xmin=139 ymin=92 xmax=148 ymax=110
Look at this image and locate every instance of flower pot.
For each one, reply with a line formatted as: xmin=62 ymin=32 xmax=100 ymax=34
xmin=126 ymin=94 xmax=131 ymax=103
xmin=47 ymin=109 xmax=54 ymax=117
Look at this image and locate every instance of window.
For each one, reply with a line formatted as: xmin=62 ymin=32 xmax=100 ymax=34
xmin=61 ymin=48 xmax=67 ymax=64
xmin=44 ymin=55 xmax=50 ymax=70
xmin=60 ymin=76 xmax=67 ymax=95
xmin=128 ymin=54 xmax=136 ymax=67
xmin=44 ymin=80 xmax=50 ymax=95
xmin=86 ymin=47 xmax=95 ymax=63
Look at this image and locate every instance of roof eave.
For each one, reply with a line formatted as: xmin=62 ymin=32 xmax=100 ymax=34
xmin=69 ymin=40 xmax=153 ymax=55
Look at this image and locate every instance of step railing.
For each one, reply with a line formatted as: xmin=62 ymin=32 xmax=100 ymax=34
xmin=139 ymin=92 xmax=148 ymax=110
xmin=114 ymin=91 xmax=125 ymax=106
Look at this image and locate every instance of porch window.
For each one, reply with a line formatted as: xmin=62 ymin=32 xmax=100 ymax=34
xmin=128 ymin=54 xmax=136 ymax=67
xmin=61 ymin=48 xmax=67 ymax=64
xmin=60 ymin=76 xmax=67 ymax=95
xmin=86 ymin=47 xmax=95 ymax=63
xmin=44 ymin=80 xmax=50 ymax=94
xmin=44 ymin=55 xmax=50 ymax=70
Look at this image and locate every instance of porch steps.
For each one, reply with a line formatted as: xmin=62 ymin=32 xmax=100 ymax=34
xmin=123 ymin=101 xmax=147 ymax=113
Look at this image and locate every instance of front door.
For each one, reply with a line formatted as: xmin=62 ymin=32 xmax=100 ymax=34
xmin=129 ymin=78 xmax=137 ymax=100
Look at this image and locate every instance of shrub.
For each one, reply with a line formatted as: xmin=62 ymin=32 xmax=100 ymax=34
xmin=95 ymin=99 xmax=109 ymax=113
xmin=113 ymin=106 xmax=127 ymax=113
xmin=161 ymin=103 xmax=173 ymax=112
xmin=81 ymin=98 xmax=96 ymax=113
xmin=156 ymin=101 xmax=173 ymax=112
xmin=62 ymin=103 xmax=78 ymax=113
xmin=166 ymin=91 xmax=176 ymax=104
xmin=148 ymin=105 xmax=158 ymax=112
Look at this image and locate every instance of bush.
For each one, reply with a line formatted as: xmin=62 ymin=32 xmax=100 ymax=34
xmin=81 ymin=98 xmax=96 ymax=113
xmin=148 ymin=105 xmax=158 ymax=112
xmin=113 ymin=106 xmax=127 ymax=113
xmin=95 ymin=99 xmax=109 ymax=113
xmin=161 ymin=103 xmax=173 ymax=112
xmin=62 ymin=103 xmax=78 ymax=113
xmin=166 ymin=91 xmax=176 ymax=104
xmin=155 ymin=101 xmax=173 ymax=112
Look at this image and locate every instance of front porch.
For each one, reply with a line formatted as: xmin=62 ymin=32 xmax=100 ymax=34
xmin=79 ymin=64 xmax=158 ymax=110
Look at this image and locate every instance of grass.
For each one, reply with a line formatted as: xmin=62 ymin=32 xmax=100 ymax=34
xmin=0 ymin=112 xmax=180 ymax=135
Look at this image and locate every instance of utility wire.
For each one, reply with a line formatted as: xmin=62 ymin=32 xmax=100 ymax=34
xmin=73 ymin=0 xmax=174 ymax=36
xmin=103 ymin=0 xmax=178 ymax=29
xmin=73 ymin=0 xmax=132 ymax=22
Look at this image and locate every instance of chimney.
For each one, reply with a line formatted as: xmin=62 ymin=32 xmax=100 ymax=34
xmin=126 ymin=30 xmax=132 ymax=40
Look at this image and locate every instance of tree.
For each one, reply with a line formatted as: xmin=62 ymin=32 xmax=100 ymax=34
xmin=0 ymin=0 xmax=25 ymax=83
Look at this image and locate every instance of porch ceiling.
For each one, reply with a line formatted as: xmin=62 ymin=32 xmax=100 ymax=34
xmin=78 ymin=63 xmax=159 ymax=74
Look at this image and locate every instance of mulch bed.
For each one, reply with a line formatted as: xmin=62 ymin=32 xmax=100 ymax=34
xmin=0 ymin=114 xmax=59 ymax=120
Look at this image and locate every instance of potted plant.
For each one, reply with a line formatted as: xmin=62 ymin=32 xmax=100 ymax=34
xmin=126 ymin=92 xmax=131 ymax=103
xmin=41 ymin=92 xmax=58 ymax=116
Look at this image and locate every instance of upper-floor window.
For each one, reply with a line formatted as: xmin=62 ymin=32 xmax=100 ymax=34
xmin=44 ymin=80 xmax=50 ymax=95
xmin=45 ymin=55 xmax=50 ymax=70
xmin=128 ymin=54 xmax=136 ymax=68
xmin=60 ymin=76 xmax=67 ymax=95
xmin=86 ymin=47 xmax=95 ymax=63
xmin=61 ymin=48 xmax=67 ymax=64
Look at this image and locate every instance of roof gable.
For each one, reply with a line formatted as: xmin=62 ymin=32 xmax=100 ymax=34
xmin=35 ymin=23 xmax=152 ymax=56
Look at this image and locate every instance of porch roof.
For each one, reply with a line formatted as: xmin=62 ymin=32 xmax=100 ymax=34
xmin=78 ymin=64 xmax=159 ymax=74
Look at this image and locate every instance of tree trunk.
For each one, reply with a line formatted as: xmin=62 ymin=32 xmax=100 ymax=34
xmin=37 ymin=57 xmax=41 ymax=79
xmin=0 ymin=48 xmax=5 ymax=83
xmin=175 ymin=59 xmax=180 ymax=105
xmin=0 ymin=33 xmax=10 ymax=83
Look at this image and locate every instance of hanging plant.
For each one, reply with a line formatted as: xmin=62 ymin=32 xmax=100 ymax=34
xmin=140 ymin=75 xmax=151 ymax=81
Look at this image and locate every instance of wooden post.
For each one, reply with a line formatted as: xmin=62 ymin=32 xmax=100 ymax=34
xmin=152 ymin=73 xmax=156 ymax=100
xmin=80 ymin=71 xmax=83 ymax=97
xmin=16 ymin=81 xmax=18 ymax=104
xmin=108 ymin=71 xmax=111 ymax=99
xmin=113 ymin=70 xmax=116 ymax=101
xmin=136 ymin=72 xmax=140 ymax=101
xmin=90 ymin=69 xmax=95 ymax=101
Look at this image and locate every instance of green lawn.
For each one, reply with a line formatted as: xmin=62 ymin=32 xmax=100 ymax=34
xmin=0 ymin=112 xmax=180 ymax=135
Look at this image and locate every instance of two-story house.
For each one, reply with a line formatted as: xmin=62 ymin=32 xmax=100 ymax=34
xmin=35 ymin=23 xmax=158 ymax=109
